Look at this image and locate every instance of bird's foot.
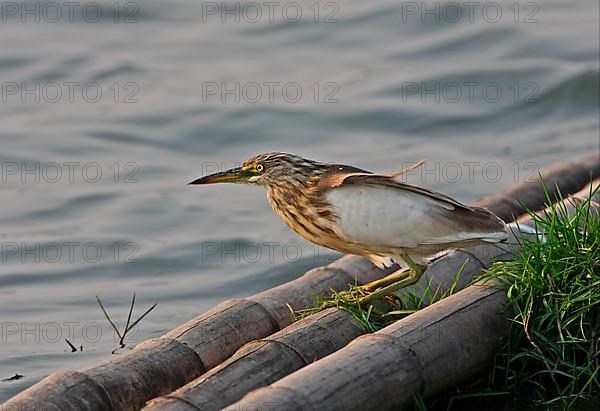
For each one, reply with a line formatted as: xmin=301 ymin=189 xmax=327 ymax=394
xmin=360 ymin=269 xmax=412 ymax=293
xmin=316 ymin=286 xmax=399 ymax=312
xmin=317 ymin=259 xmax=426 ymax=310
xmin=359 ymin=263 xmax=426 ymax=305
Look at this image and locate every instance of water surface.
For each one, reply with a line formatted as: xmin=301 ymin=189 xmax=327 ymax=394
xmin=1 ymin=0 xmax=598 ymax=401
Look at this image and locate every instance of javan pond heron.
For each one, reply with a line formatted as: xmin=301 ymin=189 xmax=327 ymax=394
xmin=189 ymin=152 xmax=507 ymax=303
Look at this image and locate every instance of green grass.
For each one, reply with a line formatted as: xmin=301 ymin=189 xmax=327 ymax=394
xmin=292 ymin=260 xmax=467 ymax=333
xmin=414 ymin=185 xmax=599 ymax=410
xmin=478 ymin=185 xmax=600 ymax=408
xmin=291 ymin=285 xmax=391 ymax=332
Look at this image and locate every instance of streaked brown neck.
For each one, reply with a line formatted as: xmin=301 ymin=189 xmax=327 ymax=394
xmin=265 ymin=170 xmax=339 ymax=245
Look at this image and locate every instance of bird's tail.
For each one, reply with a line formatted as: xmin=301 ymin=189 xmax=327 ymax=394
xmin=506 ymin=221 xmax=547 ymax=243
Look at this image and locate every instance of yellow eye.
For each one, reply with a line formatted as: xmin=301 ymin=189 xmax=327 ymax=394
xmin=256 ymin=164 xmax=264 ymax=172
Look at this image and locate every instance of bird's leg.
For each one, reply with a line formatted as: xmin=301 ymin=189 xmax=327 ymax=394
xmin=360 ymin=269 xmax=412 ymax=292
xmin=359 ymin=255 xmax=426 ymax=305
xmin=360 ymin=255 xmax=423 ymax=292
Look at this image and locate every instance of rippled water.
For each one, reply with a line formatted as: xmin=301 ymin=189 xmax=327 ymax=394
xmin=1 ymin=0 xmax=598 ymax=401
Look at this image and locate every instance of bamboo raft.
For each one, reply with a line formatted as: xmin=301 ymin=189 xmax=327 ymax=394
xmin=2 ymin=154 xmax=598 ymax=411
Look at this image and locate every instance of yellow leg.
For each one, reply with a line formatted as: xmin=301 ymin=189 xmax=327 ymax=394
xmin=361 ymin=269 xmax=412 ymax=292
xmin=360 ymin=255 xmax=426 ymax=304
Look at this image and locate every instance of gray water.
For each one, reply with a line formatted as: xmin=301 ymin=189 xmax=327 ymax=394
xmin=1 ymin=0 xmax=598 ymax=402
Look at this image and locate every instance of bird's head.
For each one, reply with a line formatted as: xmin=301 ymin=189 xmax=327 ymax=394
xmin=188 ymin=152 xmax=326 ymax=188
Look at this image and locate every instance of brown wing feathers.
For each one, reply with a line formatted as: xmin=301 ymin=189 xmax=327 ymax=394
xmin=318 ymin=163 xmax=506 ymax=238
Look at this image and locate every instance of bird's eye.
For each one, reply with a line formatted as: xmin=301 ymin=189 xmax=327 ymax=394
xmin=256 ymin=164 xmax=264 ymax=172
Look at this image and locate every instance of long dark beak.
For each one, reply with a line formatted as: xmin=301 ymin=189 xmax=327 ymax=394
xmin=188 ymin=167 xmax=248 ymax=185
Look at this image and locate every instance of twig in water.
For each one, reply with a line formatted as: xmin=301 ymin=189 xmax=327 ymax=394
xmin=96 ymin=292 xmax=157 ymax=351
xmin=65 ymin=338 xmax=78 ymax=352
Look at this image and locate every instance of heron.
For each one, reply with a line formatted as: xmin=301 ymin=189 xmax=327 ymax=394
xmin=189 ymin=152 xmax=507 ymax=303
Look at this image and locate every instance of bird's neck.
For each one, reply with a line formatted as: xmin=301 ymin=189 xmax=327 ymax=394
xmin=266 ymin=178 xmax=316 ymax=221
xmin=265 ymin=177 xmax=337 ymax=244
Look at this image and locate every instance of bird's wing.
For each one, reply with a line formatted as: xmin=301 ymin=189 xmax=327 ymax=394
xmin=321 ymin=172 xmax=506 ymax=248
xmin=388 ymin=159 xmax=425 ymax=178
xmin=324 ymin=172 xmax=468 ymax=211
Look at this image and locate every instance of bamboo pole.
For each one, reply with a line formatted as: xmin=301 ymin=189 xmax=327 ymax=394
xmin=1 ymin=258 xmax=392 ymax=411
xmin=2 ymin=156 xmax=597 ymax=411
xmin=476 ymin=153 xmax=598 ymax=220
xmin=229 ymin=182 xmax=599 ymax=411
xmin=143 ymin=308 xmax=364 ymax=411
xmin=141 ymin=243 xmax=508 ymax=411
